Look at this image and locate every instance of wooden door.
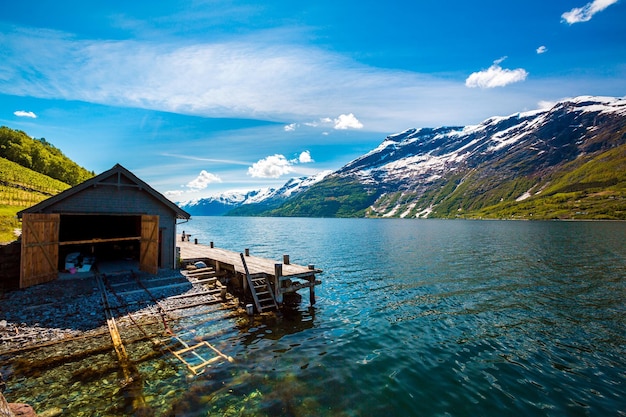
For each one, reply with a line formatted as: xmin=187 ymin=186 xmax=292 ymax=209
xmin=139 ymin=214 xmax=159 ymax=274
xmin=20 ymin=213 xmax=60 ymax=288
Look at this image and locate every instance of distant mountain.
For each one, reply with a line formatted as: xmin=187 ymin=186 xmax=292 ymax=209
xmin=178 ymin=170 xmax=332 ymax=216
xmin=268 ymin=96 xmax=626 ymax=220
xmin=181 ymin=96 xmax=626 ymax=220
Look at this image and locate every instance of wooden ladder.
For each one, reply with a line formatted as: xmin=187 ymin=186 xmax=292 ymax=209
xmin=240 ymin=253 xmax=279 ymax=313
xmin=171 ymin=337 xmax=234 ymax=375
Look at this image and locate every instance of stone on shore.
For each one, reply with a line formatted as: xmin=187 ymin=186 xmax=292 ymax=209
xmin=8 ymin=403 xmax=37 ymax=417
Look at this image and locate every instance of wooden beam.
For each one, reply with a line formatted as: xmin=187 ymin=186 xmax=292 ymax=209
xmin=59 ymin=236 xmax=141 ymax=246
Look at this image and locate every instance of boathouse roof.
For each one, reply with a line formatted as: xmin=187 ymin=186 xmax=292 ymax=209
xmin=17 ymin=163 xmax=190 ymax=219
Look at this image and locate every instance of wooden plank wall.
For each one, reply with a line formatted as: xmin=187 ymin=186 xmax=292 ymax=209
xmin=140 ymin=214 xmax=159 ymax=274
xmin=20 ymin=213 xmax=60 ymax=288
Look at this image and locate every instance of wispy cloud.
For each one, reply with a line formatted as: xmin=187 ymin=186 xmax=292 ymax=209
xmin=0 ymin=26 xmax=537 ymax=131
xmin=284 ymin=123 xmax=297 ymax=132
xmin=248 ymin=151 xmax=314 ymax=178
xmin=186 ymin=170 xmax=222 ymax=190
xmin=14 ymin=110 xmax=37 ymax=118
xmin=538 ymin=100 xmax=558 ymax=109
xmin=536 ymin=46 xmax=548 ymax=54
xmin=465 ymin=57 xmax=528 ymax=89
xmin=284 ymin=113 xmax=363 ymax=132
xmin=0 ymin=29 xmax=387 ymax=125
xmin=161 ymin=153 xmax=250 ymax=166
xmin=164 ymin=189 xmax=184 ymax=199
xmin=561 ymin=0 xmax=619 ymax=24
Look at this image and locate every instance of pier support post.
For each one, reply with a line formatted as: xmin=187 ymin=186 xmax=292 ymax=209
xmin=210 ymin=241 xmax=214 ymax=248
xmin=274 ymin=263 xmax=283 ymax=304
xmin=245 ymin=248 xmax=250 ymax=256
xmin=309 ymin=278 xmax=316 ymax=306
xmin=307 ymin=265 xmax=316 ymax=306
xmin=283 ymin=254 xmax=290 ymax=265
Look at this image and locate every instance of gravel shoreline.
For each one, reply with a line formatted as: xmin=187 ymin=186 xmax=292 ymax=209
xmin=0 ymin=269 xmax=232 ymax=355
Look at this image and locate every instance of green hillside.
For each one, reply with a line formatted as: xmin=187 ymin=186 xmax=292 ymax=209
xmin=467 ymin=144 xmax=626 ymax=220
xmin=0 ymin=157 xmax=73 ymax=242
xmin=361 ymin=142 xmax=626 ymax=220
xmin=0 ymin=126 xmax=95 ymax=242
xmin=266 ymin=175 xmax=381 ymax=217
xmin=0 ymin=126 xmax=93 ymax=186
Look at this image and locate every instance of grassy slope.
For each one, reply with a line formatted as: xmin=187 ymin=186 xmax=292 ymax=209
xmin=0 ymin=157 xmax=70 ymax=242
xmin=466 ymin=144 xmax=626 ymax=220
xmin=266 ymin=175 xmax=382 ymax=218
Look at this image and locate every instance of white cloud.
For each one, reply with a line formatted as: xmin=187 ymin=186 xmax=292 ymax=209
xmin=562 ymin=0 xmax=618 ymax=24
xmin=164 ymin=189 xmax=184 ymax=198
xmin=186 ymin=170 xmax=222 ymax=190
xmin=536 ymin=46 xmax=548 ymax=54
xmin=333 ymin=113 xmax=363 ymax=130
xmin=247 ymin=151 xmax=313 ymax=178
xmin=493 ymin=56 xmax=507 ymax=65
xmin=298 ymin=150 xmax=313 ymax=163
xmin=538 ymin=100 xmax=558 ymax=109
xmin=465 ymin=58 xmax=528 ymax=89
xmin=248 ymin=154 xmax=295 ymax=178
xmin=287 ymin=115 xmax=362 ymax=131
xmin=14 ymin=110 xmax=37 ymax=118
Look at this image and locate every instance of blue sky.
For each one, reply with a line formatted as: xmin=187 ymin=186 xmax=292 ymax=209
xmin=1 ymin=0 xmax=624 ymax=201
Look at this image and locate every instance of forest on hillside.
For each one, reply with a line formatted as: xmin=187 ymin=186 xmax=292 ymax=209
xmin=0 ymin=126 xmax=93 ymax=186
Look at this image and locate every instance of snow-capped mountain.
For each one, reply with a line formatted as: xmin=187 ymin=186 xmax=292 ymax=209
xmin=269 ymin=96 xmax=626 ymax=219
xmin=178 ymin=170 xmax=331 ymax=216
xmin=180 ymin=96 xmax=626 ymax=219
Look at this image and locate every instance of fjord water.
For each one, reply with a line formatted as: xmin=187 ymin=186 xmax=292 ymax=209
xmin=6 ymin=218 xmax=624 ymax=416
xmin=178 ymin=217 xmax=625 ymax=416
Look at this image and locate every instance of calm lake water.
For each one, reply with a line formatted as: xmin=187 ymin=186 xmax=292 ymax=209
xmin=6 ymin=218 xmax=626 ymax=416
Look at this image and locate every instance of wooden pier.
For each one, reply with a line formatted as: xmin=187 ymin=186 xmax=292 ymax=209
xmin=177 ymin=236 xmax=322 ymax=313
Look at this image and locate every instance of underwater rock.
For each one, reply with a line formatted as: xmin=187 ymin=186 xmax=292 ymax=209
xmin=8 ymin=402 xmax=37 ymax=417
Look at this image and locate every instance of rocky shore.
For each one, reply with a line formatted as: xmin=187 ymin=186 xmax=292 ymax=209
xmin=0 ymin=268 xmax=235 ymax=416
xmin=0 ymin=269 xmax=227 ymax=354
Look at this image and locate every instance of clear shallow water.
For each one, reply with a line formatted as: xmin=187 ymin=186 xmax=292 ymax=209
xmin=5 ymin=218 xmax=626 ymax=416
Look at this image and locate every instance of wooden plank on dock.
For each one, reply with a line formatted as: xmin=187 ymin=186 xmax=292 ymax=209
xmin=177 ymin=238 xmax=322 ymax=279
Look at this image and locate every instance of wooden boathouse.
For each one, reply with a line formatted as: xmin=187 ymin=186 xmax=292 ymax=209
xmin=178 ymin=238 xmax=322 ymax=313
xmin=16 ymin=164 xmax=191 ymax=289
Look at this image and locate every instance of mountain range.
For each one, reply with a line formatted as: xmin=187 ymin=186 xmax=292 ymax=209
xmin=179 ymin=96 xmax=626 ymax=220
xmin=180 ymin=171 xmax=332 ymax=216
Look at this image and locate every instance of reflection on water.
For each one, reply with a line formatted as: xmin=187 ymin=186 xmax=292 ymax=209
xmin=2 ymin=218 xmax=625 ymax=416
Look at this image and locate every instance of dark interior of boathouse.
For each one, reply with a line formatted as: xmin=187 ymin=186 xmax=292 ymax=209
xmin=57 ymin=214 xmax=143 ymax=269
